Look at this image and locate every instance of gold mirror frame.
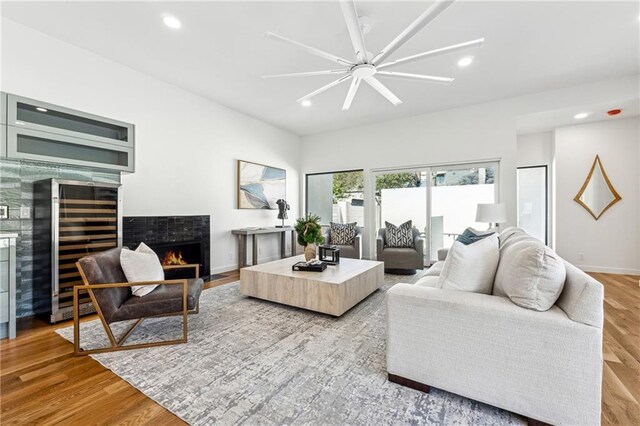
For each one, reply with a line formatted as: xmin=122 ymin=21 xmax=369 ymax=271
xmin=573 ymin=154 xmax=622 ymax=220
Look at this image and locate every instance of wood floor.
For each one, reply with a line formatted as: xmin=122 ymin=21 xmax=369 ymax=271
xmin=1 ymin=271 xmax=638 ymax=425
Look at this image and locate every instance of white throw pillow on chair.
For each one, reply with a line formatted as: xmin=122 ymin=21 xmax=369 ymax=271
xmin=436 ymin=234 xmax=499 ymax=294
xmin=120 ymin=242 xmax=164 ymax=297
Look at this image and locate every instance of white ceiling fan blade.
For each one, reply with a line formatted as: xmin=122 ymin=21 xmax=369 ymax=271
xmin=342 ymin=77 xmax=362 ymax=110
xmin=262 ymin=70 xmax=349 ymax=79
xmin=339 ymin=0 xmax=368 ymax=63
xmin=377 ymin=38 xmax=484 ymax=70
xmin=297 ymin=75 xmax=353 ymax=103
xmin=363 ymin=76 xmax=402 ymax=106
xmin=265 ymin=32 xmax=355 ymax=67
xmin=371 ymin=0 xmax=456 ymax=66
xmin=377 ymin=71 xmax=454 ymax=84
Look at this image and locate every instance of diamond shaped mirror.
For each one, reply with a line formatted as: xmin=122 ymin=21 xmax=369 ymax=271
xmin=574 ymin=155 xmax=621 ymax=220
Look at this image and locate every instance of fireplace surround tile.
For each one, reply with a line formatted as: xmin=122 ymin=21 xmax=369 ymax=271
xmin=123 ymin=215 xmax=211 ymax=279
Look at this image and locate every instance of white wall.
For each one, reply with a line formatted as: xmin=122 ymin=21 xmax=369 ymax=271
xmin=301 ymin=76 xmax=638 ymax=262
xmin=517 ymin=132 xmax=553 ymax=167
xmin=1 ymin=18 xmax=301 ymax=273
xmin=517 ymin=131 xmax=554 ymax=247
xmin=555 ymin=117 xmax=640 ymax=274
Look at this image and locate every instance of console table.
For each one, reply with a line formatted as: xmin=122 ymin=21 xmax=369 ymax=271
xmin=231 ymin=227 xmax=297 ymax=269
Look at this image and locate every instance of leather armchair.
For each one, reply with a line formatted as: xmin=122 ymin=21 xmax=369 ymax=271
xmin=322 ymin=226 xmax=362 ymax=259
xmin=74 ymin=247 xmax=203 ymax=355
xmin=377 ymin=227 xmax=424 ymax=274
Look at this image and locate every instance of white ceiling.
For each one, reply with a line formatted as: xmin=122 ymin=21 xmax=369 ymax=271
xmin=517 ymin=97 xmax=640 ymax=135
xmin=2 ymin=1 xmax=639 ymax=135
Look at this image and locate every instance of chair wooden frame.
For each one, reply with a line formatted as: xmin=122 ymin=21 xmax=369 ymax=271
xmin=73 ymin=262 xmax=200 ymax=356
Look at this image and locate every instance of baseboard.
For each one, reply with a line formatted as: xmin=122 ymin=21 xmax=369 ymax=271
xmin=577 ymin=265 xmax=640 ymax=275
xmin=210 ymin=255 xmax=293 ymax=275
xmin=211 ymin=264 xmax=239 ymax=275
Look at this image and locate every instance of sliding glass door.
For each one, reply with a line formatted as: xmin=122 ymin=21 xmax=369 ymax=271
xmin=374 ymin=170 xmax=428 ymax=263
xmin=372 ymin=161 xmax=499 ymax=266
xmin=429 ymin=163 xmax=497 ymax=262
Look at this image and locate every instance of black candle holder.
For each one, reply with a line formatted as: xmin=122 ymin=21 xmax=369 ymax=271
xmin=319 ymin=244 xmax=340 ymax=265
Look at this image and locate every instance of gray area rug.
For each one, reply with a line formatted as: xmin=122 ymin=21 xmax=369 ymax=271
xmin=57 ymin=273 xmax=523 ymax=425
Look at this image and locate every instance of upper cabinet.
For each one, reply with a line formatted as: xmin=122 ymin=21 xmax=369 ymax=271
xmin=0 ymin=92 xmax=135 ymax=173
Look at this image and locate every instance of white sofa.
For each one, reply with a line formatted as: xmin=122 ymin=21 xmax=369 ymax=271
xmin=386 ymin=229 xmax=604 ymax=425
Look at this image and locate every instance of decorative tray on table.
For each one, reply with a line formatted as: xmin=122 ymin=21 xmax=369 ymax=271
xmin=292 ymin=260 xmax=327 ymax=272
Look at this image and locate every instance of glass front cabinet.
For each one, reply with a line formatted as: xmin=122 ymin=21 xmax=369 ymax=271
xmin=0 ymin=92 xmax=135 ymax=172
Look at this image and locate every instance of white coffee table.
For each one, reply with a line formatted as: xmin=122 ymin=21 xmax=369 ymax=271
xmin=240 ymin=255 xmax=384 ymax=316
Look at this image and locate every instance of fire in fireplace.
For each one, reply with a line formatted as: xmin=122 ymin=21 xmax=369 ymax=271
xmin=162 ymin=250 xmax=188 ymax=266
xmin=150 ymin=241 xmax=204 ymax=279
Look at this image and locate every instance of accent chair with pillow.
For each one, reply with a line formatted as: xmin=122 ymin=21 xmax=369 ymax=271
xmin=74 ymin=246 xmax=203 ymax=356
xmin=377 ymin=220 xmax=424 ymax=274
xmin=386 ymin=227 xmax=604 ymax=425
xmin=322 ymin=222 xmax=362 ymax=259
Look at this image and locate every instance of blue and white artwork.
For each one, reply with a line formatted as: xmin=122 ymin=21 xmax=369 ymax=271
xmin=238 ymin=160 xmax=286 ymax=209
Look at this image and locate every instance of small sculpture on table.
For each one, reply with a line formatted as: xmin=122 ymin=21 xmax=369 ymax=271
xmin=276 ymin=199 xmax=290 ymax=228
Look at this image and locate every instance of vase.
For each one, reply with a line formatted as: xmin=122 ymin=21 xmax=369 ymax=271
xmin=304 ymin=244 xmax=317 ymax=262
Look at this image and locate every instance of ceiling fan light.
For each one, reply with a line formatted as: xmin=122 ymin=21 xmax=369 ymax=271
xmin=457 ymin=56 xmax=474 ymax=67
xmin=162 ymin=14 xmax=182 ymax=29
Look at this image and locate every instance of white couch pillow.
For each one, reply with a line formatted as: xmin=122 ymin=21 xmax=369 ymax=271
xmin=120 ymin=242 xmax=164 ymax=297
xmin=495 ymin=240 xmax=566 ymax=311
xmin=436 ymin=234 xmax=499 ymax=294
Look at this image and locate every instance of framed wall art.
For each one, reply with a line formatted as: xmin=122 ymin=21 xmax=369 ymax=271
xmin=237 ymin=160 xmax=286 ymax=209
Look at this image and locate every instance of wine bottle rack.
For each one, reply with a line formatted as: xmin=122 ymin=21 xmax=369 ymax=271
xmin=34 ymin=179 xmax=122 ymax=323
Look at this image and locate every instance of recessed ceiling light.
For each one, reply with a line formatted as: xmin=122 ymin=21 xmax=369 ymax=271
xmin=162 ymin=14 xmax=182 ymax=29
xmin=36 ymin=107 xmax=48 ymax=112
xmin=457 ymin=56 xmax=474 ymax=67
xmin=574 ymin=112 xmax=590 ymax=120
xmin=301 ymin=100 xmax=312 ymax=107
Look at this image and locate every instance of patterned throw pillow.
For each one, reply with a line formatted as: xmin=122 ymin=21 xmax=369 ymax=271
xmin=385 ymin=220 xmax=414 ymax=248
xmin=330 ymin=222 xmax=357 ymax=245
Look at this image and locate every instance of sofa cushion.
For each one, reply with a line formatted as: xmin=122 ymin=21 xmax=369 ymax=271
xmin=111 ymin=278 xmax=203 ymax=322
xmin=120 ymin=242 xmax=164 ymax=297
xmin=495 ymin=240 xmax=566 ymax=311
xmin=385 ymin=220 xmax=414 ymax=248
xmin=424 ymin=261 xmax=445 ymax=277
xmin=329 ymin=222 xmax=357 ymax=245
xmin=415 ymin=275 xmax=439 ymax=288
xmin=436 ymin=234 xmax=499 ymax=294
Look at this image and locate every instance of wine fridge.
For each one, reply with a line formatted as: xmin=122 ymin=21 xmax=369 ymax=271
xmin=34 ymin=179 xmax=122 ymax=323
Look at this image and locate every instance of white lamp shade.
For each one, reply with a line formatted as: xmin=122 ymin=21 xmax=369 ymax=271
xmin=476 ymin=203 xmax=507 ymax=223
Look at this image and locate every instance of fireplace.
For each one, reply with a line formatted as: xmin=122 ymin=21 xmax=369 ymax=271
xmin=123 ymin=216 xmax=211 ymax=280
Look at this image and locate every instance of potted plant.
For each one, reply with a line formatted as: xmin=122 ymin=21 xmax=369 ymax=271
xmin=294 ymin=213 xmax=325 ymax=262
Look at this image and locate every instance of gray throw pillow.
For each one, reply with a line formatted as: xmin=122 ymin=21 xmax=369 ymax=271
xmin=495 ymin=240 xmax=566 ymax=311
xmin=385 ymin=220 xmax=414 ymax=248
xmin=330 ymin=222 xmax=356 ymax=245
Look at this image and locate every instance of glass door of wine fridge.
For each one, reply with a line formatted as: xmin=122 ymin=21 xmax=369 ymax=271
xmin=34 ymin=179 xmax=122 ymax=323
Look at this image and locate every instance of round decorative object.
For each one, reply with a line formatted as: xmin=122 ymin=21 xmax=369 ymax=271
xmin=304 ymin=244 xmax=317 ymax=262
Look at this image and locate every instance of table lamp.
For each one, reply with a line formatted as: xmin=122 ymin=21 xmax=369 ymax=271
xmin=476 ymin=203 xmax=507 ymax=229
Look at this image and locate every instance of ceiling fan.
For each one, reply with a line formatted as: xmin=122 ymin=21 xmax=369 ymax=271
xmin=262 ymin=0 xmax=484 ymax=110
